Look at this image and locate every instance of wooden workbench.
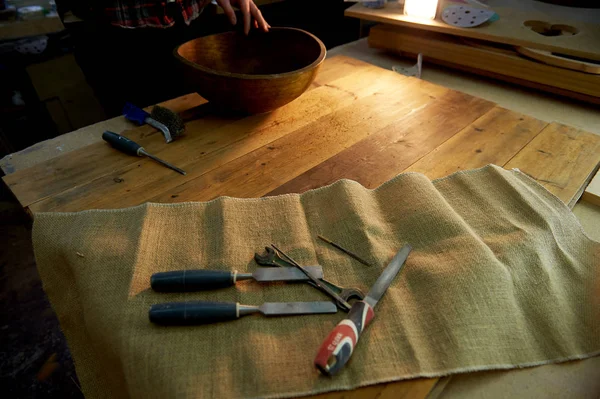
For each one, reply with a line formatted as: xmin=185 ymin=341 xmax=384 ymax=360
xmin=2 ymin=55 xmax=600 ymax=398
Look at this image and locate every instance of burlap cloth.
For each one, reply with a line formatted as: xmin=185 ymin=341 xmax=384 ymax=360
xmin=33 ymin=165 xmax=600 ymax=398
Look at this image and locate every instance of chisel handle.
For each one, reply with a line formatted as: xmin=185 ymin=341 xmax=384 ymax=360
xmin=314 ymin=300 xmax=374 ymax=376
xmin=102 ymin=131 xmax=143 ymax=156
xmin=151 ymin=270 xmax=237 ymax=292
xmin=149 ymin=301 xmax=241 ymax=325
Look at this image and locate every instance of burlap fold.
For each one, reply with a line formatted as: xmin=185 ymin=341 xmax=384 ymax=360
xmin=33 ymin=165 xmax=600 ymax=398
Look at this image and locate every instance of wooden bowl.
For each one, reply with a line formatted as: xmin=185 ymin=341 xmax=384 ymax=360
xmin=174 ymin=27 xmax=326 ymax=114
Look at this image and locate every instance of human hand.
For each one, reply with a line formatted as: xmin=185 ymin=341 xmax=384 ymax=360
xmin=215 ymin=0 xmax=271 ymax=35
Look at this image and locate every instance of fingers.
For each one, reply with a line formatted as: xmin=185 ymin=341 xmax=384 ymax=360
xmin=216 ymin=0 xmax=237 ymax=26
xmin=250 ymin=2 xmax=269 ymax=32
xmin=240 ymin=0 xmax=251 ymax=35
xmin=221 ymin=0 xmax=270 ymax=34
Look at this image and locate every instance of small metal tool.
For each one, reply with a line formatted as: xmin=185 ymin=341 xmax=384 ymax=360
xmin=317 ymin=235 xmax=371 ymax=267
xmin=102 ymin=131 xmax=186 ymax=175
xmin=254 ymin=247 xmax=365 ymax=302
xmin=123 ymin=102 xmax=185 ymax=144
xmin=151 ymin=266 xmax=324 ymax=292
xmin=149 ymin=301 xmax=337 ymax=325
xmin=393 ymin=53 xmax=423 ymax=79
xmin=315 ymin=244 xmax=412 ymax=376
xmin=271 ymin=244 xmax=352 ymax=312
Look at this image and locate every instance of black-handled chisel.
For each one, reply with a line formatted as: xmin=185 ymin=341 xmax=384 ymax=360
xmin=149 ymin=301 xmax=338 ymax=325
xmin=102 ymin=131 xmax=186 ymax=175
xmin=151 ymin=266 xmax=324 ymax=292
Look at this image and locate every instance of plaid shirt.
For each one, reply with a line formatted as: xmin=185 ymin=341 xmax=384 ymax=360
xmin=103 ymin=0 xmax=212 ymax=28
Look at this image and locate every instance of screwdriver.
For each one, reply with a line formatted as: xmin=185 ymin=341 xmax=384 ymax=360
xmin=102 ymin=131 xmax=186 ymax=175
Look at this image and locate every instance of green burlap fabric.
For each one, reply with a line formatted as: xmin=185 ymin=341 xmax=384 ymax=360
xmin=33 ymin=165 xmax=600 ymax=398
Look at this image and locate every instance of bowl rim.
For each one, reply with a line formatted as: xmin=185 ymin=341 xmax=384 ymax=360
xmin=173 ymin=27 xmax=327 ymax=80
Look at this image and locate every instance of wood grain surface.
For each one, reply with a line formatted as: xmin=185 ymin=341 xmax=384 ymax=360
xmin=405 ymin=107 xmax=547 ymax=179
xmin=3 ymin=54 xmax=600 ymax=399
xmin=504 ymin=123 xmax=600 ymax=208
xmin=5 ymin=55 xmax=599 ymax=212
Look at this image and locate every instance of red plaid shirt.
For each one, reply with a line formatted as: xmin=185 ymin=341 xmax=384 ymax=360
xmin=103 ymin=0 xmax=212 ymax=28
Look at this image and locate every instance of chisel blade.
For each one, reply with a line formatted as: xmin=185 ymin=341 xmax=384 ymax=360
xmin=252 ymin=266 xmax=323 ymax=281
xmin=259 ymin=301 xmax=337 ymax=316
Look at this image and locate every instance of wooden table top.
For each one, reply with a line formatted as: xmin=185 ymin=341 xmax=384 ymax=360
xmin=3 ymin=55 xmax=600 ymax=398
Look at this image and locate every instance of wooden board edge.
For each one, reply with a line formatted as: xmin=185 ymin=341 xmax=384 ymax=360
xmin=303 ymin=377 xmax=439 ymax=399
xmin=582 ymin=169 xmax=600 ymax=207
xmin=425 ymin=376 xmax=453 ymax=399
xmin=516 ymin=47 xmax=600 ymax=75
xmin=567 ymin=162 xmax=600 ymax=209
xmin=502 ymin=122 xmax=600 ymax=209
xmin=421 ymin=60 xmax=600 ymax=106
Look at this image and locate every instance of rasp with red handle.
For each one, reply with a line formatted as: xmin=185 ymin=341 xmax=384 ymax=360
xmin=314 ymin=244 xmax=412 ymax=376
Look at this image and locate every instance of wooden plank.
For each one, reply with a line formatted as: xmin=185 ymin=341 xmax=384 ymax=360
xmin=368 ymin=25 xmax=600 ymax=99
xmin=405 ymin=57 xmax=600 ymax=106
xmin=3 ymin=56 xmax=368 ymax=209
xmin=308 ymin=377 xmax=438 ymax=399
xmin=28 ymin=61 xmax=426 ymax=212
xmin=345 ymin=2 xmax=600 ymax=61
xmin=516 ymin=47 xmax=600 ymax=75
xmin=268 ymin=90 xmax=495 ymax=196
xmin=1 ymin=57 xmax=368 ymax=176
xmin=504 ymin=123 xmax=600 ymax=208
xmin=0 ymin=93 xmax=206 ymax=175
xmin=136 ymin=78 xmax=448 ymax=204
xmin=33 ymin=72 xmax=446 ymax=211
xmin=405 ymin=107 xmax=548 ymax=179
xmin=582 ymin=170 xmax=600 ymax=207
xmin=44 ymin=98 xmax=72 ymax=134
xmin=27 ymin=55 xmax=87 ymax=101
xmin=313 ymin=56 xmax=377 ymax=88
xmin=0 ymin=15 xmax=64 ymax=40
xmin=2 ymin=108 xmax=228 ymax=209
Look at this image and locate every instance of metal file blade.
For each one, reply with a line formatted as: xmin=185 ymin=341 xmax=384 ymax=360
xmin=363 ymin=244 xmax=412 ymax=308
xmin=258 ymin=301 xmax=338 ymax=316
xmin=251 ymin=265 xmax=323 ymax=281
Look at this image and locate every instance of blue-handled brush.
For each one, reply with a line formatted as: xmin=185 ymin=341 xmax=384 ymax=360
xmin=123 ymin=102 xmax=185 ymax=144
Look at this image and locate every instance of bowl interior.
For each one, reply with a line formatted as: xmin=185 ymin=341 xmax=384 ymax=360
xmin=176 ymin=28 xmax=324 ymax=76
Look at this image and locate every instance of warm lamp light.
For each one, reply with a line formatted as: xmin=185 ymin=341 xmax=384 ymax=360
xmin=404 ymin=0 xmax=439 ymax=20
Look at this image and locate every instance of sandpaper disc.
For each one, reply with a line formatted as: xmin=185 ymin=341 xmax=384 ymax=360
xmin=442 ymin=5 xmax=497 ymax=28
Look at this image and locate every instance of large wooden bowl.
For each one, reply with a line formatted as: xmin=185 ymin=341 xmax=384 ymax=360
xmin=174 ymin=27 xmax=326 ymax=114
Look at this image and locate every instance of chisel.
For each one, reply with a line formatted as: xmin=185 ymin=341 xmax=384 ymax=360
xmin=149 ymin=301 xmax=338 ymax=325
xmin=150 ymin=266 xmax=324 ymax=292
xmin=102 ymin=131 xmax=186 ymax=175
xmin=314 ymin=244 xmax=412 ymax=376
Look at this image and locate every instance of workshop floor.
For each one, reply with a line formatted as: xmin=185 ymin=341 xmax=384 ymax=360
xmin=1 ymin=38 xmax=599 ymax=398
xmin=0 ymin=184 xmax=82 ymax=398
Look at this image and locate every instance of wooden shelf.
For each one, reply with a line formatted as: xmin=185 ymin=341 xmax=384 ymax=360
xmin=345 ymin=2 xmax=600 ymax=61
